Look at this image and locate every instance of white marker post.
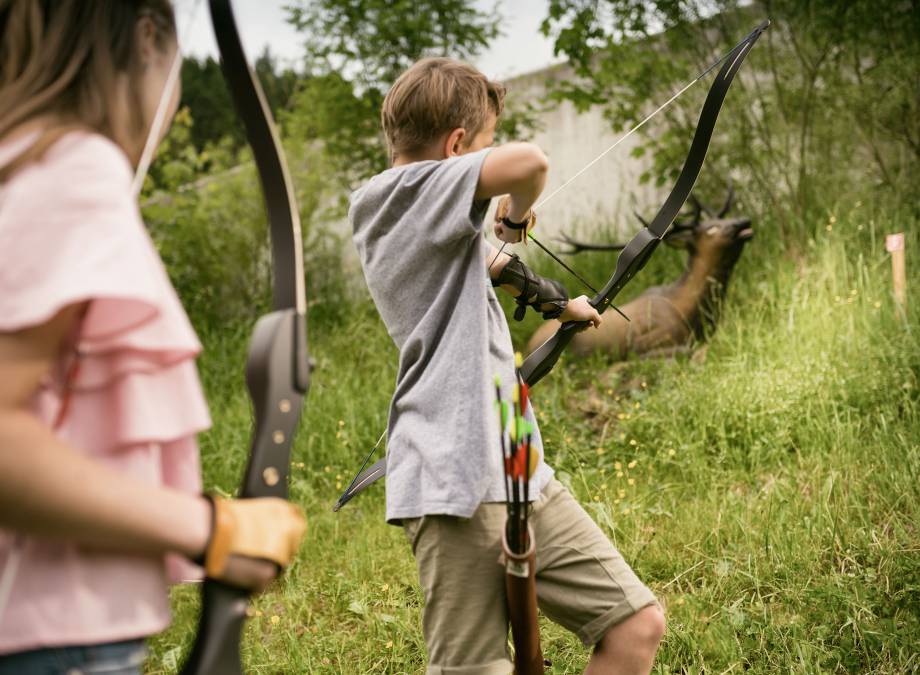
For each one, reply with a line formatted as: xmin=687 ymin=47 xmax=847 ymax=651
xmin=885 ymin=233 xmax=907 ymax=321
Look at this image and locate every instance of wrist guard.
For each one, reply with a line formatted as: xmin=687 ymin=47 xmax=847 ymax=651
xmin=492 ymin=254 xmax=568 ymax=321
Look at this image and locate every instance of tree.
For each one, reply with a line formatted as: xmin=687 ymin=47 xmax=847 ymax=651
xmin=540 ymin=0 xmax=920 ymax=224
xmin=285 ymin=0 xmax=502 ymax=183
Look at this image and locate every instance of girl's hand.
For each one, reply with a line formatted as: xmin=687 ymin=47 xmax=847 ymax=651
xmin=198 ymin=496 xmax=307 ymax=591
xmin=559 ymin=295 xmax=602 ymax=330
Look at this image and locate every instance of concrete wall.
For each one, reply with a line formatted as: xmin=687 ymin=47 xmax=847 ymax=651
xmin=498 ymin=64 xmax=659 ymax=244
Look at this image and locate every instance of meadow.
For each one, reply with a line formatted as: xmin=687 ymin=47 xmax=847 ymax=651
xmin=145 ymin=199 xmax=919 ymax=673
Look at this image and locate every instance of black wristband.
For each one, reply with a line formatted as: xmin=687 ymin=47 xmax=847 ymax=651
xmin=501 ymin=215 xmax=529 ymax=230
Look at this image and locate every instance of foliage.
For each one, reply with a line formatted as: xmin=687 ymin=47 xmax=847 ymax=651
xmin=179 ymin=50 xmax=301 ymax=154
xmin=283 ymin=0 xmax=503 ymax=186
xmin=286 ymin=0 xmax=500 ymax=92
xmin=539 ymin=0 xmax=920 ymax=227
xmin=139 ymin=105 xmax=349 ymax=332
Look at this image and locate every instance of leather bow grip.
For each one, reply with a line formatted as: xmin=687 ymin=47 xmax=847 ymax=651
xmin=519 ymin=321 xmax=582 ymax=386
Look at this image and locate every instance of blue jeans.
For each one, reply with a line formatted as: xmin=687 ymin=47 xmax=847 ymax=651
xmin=0 ymin=639 xmax=146 ymax=674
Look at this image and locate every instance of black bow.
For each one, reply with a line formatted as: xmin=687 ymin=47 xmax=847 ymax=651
xmin=522 ymin=19 xmax=770 ymax=385
xmin=180 ymin=1 xmax=312 ymax=672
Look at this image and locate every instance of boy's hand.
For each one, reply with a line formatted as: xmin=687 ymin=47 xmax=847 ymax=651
xmin=494 ymin=219 xmax=526 ymax=244
xmin=559 ymin=295 xmax=602 ymax=330
xmin=493 ymin=195 xmax=534 ymax=244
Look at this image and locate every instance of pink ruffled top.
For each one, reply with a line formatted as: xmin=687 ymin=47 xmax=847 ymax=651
xmin=0 ymin=130 xmax=211 ymax=653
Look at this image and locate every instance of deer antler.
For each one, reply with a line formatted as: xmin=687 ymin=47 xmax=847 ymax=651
xmin=556 ymin=232 xmax=627 ymax=254
xmin=688 ymin=193 xmax=715 ymax=220
xmin=718 ymin=180 xmax=735 ymax=217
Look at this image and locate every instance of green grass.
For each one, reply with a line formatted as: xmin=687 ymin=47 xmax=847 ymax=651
xmin=146 ymin=203 xmax=919 ymax=673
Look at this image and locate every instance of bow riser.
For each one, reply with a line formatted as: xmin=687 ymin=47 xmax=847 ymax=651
xmin=241 ymin=310 xmax=308 ymax=499
xmin=183 ymin=311 xmax=307 ymax=674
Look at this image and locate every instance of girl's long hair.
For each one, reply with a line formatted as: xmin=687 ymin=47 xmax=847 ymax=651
xmin=0 ymin=0 xmax=176 ymax=182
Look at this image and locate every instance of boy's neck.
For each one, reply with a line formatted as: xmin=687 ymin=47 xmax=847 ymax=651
xmin=393 ymin=150 xmax=445 ymax=167
xmin=392 ymin=138 xmax=453 ymax=167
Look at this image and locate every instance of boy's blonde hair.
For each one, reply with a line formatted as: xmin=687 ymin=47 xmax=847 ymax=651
xmin=381 ymin=57 xmax=505 ymax=160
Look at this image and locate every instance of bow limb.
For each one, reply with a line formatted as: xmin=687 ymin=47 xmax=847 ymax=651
xmin=520 ymin=20 xmax=770 ymax=387
xmin=181 ymin=1 xmax=311 ymax=673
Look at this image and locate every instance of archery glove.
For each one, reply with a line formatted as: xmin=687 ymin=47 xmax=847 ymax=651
xmin=200 ymin=495 xmax=307 ymax=580
xmin=493 ymin=253 xmax=568 ymax=321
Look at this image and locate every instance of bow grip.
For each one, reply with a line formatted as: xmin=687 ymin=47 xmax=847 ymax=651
xmin=519 ymin=320 xmax=582 ymax=386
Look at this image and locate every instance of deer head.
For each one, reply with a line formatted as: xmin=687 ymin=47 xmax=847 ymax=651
xmin=664 ymin=185 xmax=752 ymax=262
xmin=557 ymin=184 xmax=752 ymax=263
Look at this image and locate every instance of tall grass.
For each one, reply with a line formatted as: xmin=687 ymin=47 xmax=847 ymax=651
xmin=146 ymin=201 xmax=918 ymax=673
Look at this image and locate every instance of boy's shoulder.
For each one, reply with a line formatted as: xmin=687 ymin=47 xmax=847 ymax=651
xmin=351 ymin=149 xmax=490 ymax=214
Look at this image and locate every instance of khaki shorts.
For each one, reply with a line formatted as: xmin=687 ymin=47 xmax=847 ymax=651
xmin=402 ymin=478 xmax=658 ymax=675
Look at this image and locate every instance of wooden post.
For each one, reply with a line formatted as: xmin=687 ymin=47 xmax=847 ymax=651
xmin=886 ymin=233 xmax=906 ymax=320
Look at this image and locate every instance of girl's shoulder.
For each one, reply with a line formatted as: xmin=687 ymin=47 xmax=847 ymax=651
xmin=1 ymin=129 xmax=133 ymax=200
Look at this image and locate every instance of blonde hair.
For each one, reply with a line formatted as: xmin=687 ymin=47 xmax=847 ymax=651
xmin=0 ymin=0 xmax=177 ymax=182
xmin=381 ymin=57 xmax=505 ymax=160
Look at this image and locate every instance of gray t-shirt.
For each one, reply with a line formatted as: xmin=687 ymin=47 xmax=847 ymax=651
xmin=350 ymin=148 xmax=553 ymax=522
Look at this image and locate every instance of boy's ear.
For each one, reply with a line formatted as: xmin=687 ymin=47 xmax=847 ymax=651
xmin=445 ymin=127 xmax=466 ymax=157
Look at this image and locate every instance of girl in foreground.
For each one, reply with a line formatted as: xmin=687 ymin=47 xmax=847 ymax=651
xmin=0 ymin=2 xmax=305 ymax=672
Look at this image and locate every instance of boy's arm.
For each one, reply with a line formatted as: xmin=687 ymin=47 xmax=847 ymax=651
xmin=475 ymin=142 xmax=548 ymax=223
xmin=485 ymin=241 xmax=568 ymax=321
